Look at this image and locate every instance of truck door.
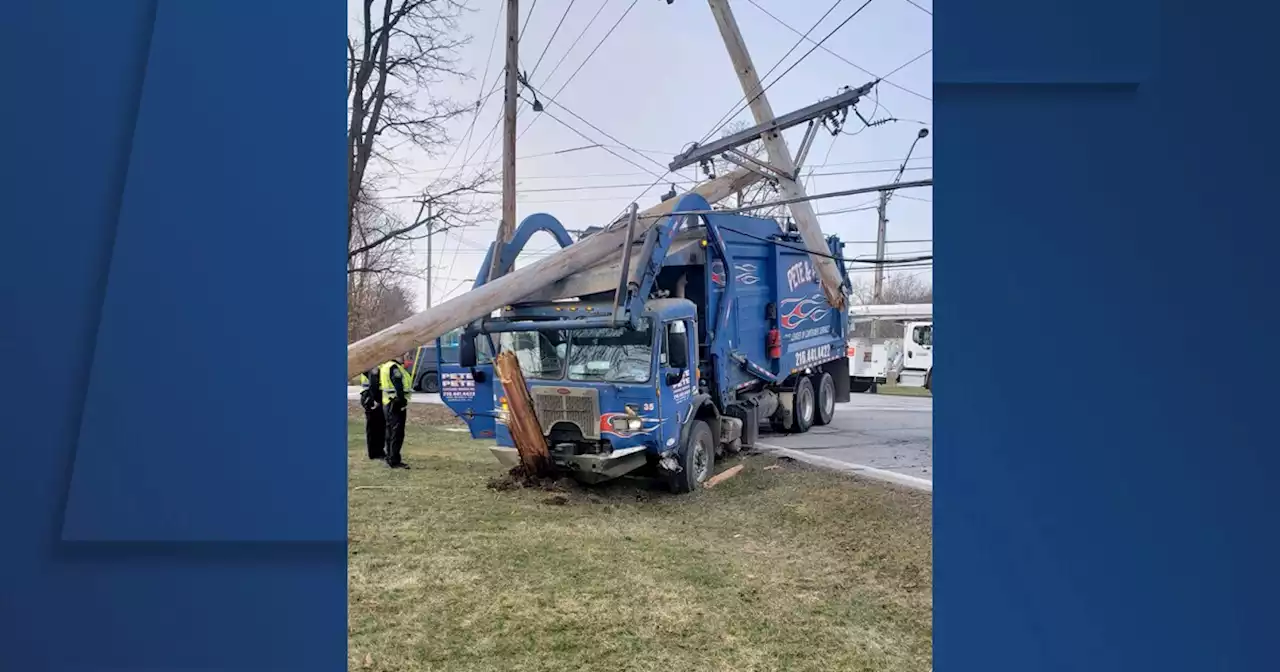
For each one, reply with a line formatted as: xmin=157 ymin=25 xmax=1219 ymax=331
xmin=906 ymin=322 xmax=933 ymax=373
xmin=437 ymin=331 xmax=496 ymax=439
xmin=658 ymin=319 xmax=696 ymax=446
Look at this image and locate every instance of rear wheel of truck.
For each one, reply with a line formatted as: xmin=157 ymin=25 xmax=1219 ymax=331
xmin=814 ymin=372 xmax=836 ymax=426
xmin=669 ymin=420 xmax=715 ymax=493
xmin=792 ymin=376 xmax=816 ymax=433
xmin=424 ymin=372 xmax=440 ymax=393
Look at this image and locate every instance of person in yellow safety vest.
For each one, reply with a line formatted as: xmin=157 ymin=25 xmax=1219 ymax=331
xmin=358 ymin=369 xmax=386 ymax=461
xmin=378 ymin=359 xmax=412 ymax=469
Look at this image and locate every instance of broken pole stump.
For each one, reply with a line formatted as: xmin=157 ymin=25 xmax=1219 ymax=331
xmin=493 ymin=350 xmax=553 ymax=477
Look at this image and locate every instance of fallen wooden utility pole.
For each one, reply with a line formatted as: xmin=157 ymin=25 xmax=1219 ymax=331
xmin=493 ymin=350 xmax=552 ymax=475
xmin=346 ymin=167 xmax=763 ymax=378
xmin=705 ymin=0 xmax=848 ymax=310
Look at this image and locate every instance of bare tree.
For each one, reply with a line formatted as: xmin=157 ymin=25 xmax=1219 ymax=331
xmin=349 ymin=276 xmax=418 ymax=343
xmin=702 ymin=121 xmax=786 ymax=219
xmin=348 ymin=0 xmax=496 ymax=258
xmin=848 ymin=272 xmax=932 ymax=338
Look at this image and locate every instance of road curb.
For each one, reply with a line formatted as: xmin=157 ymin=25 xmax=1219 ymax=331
xmin=755 ymin=443 xmax=933 ymax=493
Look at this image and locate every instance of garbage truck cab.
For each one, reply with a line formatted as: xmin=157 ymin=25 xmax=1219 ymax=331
xmin=441 ymin=195 xmax=852 ymax=492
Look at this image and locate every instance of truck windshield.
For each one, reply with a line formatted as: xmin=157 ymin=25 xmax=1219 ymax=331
xmin=501 ymin=330 xmax=567 ymax=380
xmin=566 ymin=321 xmax=654 ymax=384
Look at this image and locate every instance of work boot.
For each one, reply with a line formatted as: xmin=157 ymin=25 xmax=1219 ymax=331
xmin=387 ymin=461 xmax=410 ymax=469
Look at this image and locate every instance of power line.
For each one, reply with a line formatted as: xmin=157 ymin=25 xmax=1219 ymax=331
xmin=697 ymin=0 xmax=850 ymax=147
xmin=882 ymin=48 xmax=931 ymax=80
xmin=526 ymin=99 xmax=668 ymax=180
xmin=742 ymin=0 xmax=932 ymax=102
xmin=529 ymin=0 xmax=614 ymax=95
xmin=521 ymin=80 xmax=670 ymax=175
xmin=519 ymin=0 xmax=540 ymax=40
xmin=902 ymin=0 xmax=932 ymax=17
xmin=716 ymin=222 xmax=931 ymax=264
xmin=518 ymin=0 xmax=639 ymax=143
xmin=527 ymin=0 xmax=579 ymax=78
xmin=894 ymin=192 xmax=931 ymax=203
xmin=708 ymin=0 xmax=878 ymax=142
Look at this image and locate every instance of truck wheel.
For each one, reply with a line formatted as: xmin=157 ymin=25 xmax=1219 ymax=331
xmin=424 ymin=372 xmax=440 ymax=393
xmin=814 ymin=372 xmax=836 ymax=426
xmin=792 ymin=377 xmax=815 ymax=433
xmin=670 ymin=420 xmax=715 ymax=493
xmin=924 ymin=369 xmax=932 ymax=392
xmin=850 ymin=379 xmax=872 ymax=394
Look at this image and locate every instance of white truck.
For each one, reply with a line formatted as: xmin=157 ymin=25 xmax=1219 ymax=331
xmin=896 ymin=320 xmax=933 ymax=390
xmin=846 ymin=337 xmax=898 ymax=393
xmin=845 ymin=305 xmax=933 ymax=393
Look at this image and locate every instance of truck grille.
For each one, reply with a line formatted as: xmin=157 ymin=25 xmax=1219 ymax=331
xmin=530 ymin=386 xmax=601 ymax=440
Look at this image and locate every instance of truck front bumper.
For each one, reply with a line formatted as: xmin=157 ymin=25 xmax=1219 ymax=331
xmin=488 ymin=445 xmax=650 ymax=484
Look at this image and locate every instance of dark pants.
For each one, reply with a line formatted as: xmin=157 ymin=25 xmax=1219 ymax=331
xmin=384 ymin=400 xmax=407 ymax=466
xmin=361 ymin=391 xmax=385 ymax=459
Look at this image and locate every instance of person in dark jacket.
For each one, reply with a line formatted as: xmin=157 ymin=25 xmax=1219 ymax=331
xmin=358 ymin=369 xmax=386 ymax=460
xmin=377 ymin=359 xmax=412 ymax=469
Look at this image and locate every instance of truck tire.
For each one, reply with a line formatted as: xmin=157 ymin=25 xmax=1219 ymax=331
xmin=670 ymin=420 xmax=715 ymax=493
xmin=814 ymin=372 xmax=836 ymax=426
xmin=850 ymin=379 xmax=872 ymax=394
xmin=792 ymin=376 xmax=815 ymax=434
xmin=924 ymin=369 xmax=932 ymax=392
xmin=424 ymin=372 xmax=440 ymax=393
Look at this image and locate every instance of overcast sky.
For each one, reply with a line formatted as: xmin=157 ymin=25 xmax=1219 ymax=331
xmin=352 ymin=0 xmax=933 ymax=308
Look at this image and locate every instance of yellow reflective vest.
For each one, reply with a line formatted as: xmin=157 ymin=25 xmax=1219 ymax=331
xmin=377 ymin=361 xmax=412 ymax=406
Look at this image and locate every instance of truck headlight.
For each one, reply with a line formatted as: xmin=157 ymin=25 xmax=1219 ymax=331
xmin=610 ymin=418 xmax=629 ymax=432
xmin=627 ymin=418 xmax=642 ymax=431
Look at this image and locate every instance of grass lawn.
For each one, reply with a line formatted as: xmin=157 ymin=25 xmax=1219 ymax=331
xmin=348 ymin=403 xmax=932 ymax=672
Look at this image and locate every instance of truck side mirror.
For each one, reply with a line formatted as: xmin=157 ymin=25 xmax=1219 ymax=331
xmin=459 ymin=336 xmax=477 ymax=368
xmin=665 ymin=370 xmax=683 ymax=386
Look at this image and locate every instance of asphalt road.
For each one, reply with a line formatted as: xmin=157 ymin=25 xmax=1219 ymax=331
xmin=346 ymin=386 xmax=933 ymax=489
xmin=755 ymin=393 xmax=933 ymax=489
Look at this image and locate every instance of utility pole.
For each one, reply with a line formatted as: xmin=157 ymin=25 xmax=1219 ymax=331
xmin=872 ymin=127 xmax=929 ymax=338
xmin=872 ymin=191 xmax=887 ymax=338
xmin=491 ymin=0 xmax=520 ymax=282
xmin=705 ymin=0 xmax=848 ymax=310
xmin=425 ymin=203 xmax=434 ymax=309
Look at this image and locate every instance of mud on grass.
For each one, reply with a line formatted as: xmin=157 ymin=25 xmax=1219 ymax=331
xmin=348 ymin=408 xmax=933 ymax=672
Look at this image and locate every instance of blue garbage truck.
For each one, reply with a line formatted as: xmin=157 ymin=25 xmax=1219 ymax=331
xmin=437 ymin=194 xmax=852 ymax=492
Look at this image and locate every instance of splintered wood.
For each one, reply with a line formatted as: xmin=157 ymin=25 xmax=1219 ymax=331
xmin=493 ymin=350 xmax=553 ymax=477
xmin=704 ymin=464 xmax=744 ymax=488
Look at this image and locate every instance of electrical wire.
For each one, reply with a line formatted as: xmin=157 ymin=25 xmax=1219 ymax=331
xmin=518 ymin=0 xmax=639 ymax=143
xmin=715 ymin=222 xmax=931 ymax=264
xmin=902 ymin=0 xmax=932 ymax=17
xmin=521 ymin=95 xmax=668 ymax=180
xmin=697 ymin=0 xmax=851 ymax=147
xmin=529 ymin=0 xmax=614 ymax=95
xmin=521 ymin=81 xmax=671 ymax=175
xmin=707 ymin=0 xmax=878 ymax=142
xmin=882 ymin=48 xmax=931 ymax=80
xmin=527 ymin=0 xmax=579 ymax=78
xmin=742 ymin=0 xmax=932 ymax=102
xmin=519 ymin=0 xmax=540 ymax=40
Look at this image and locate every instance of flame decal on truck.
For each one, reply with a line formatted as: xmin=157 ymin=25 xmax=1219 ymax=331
xmin=779 ymin=293 xmax=830 ymax=329
xmin=710 ymin=261 xmax=760 ymax=286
